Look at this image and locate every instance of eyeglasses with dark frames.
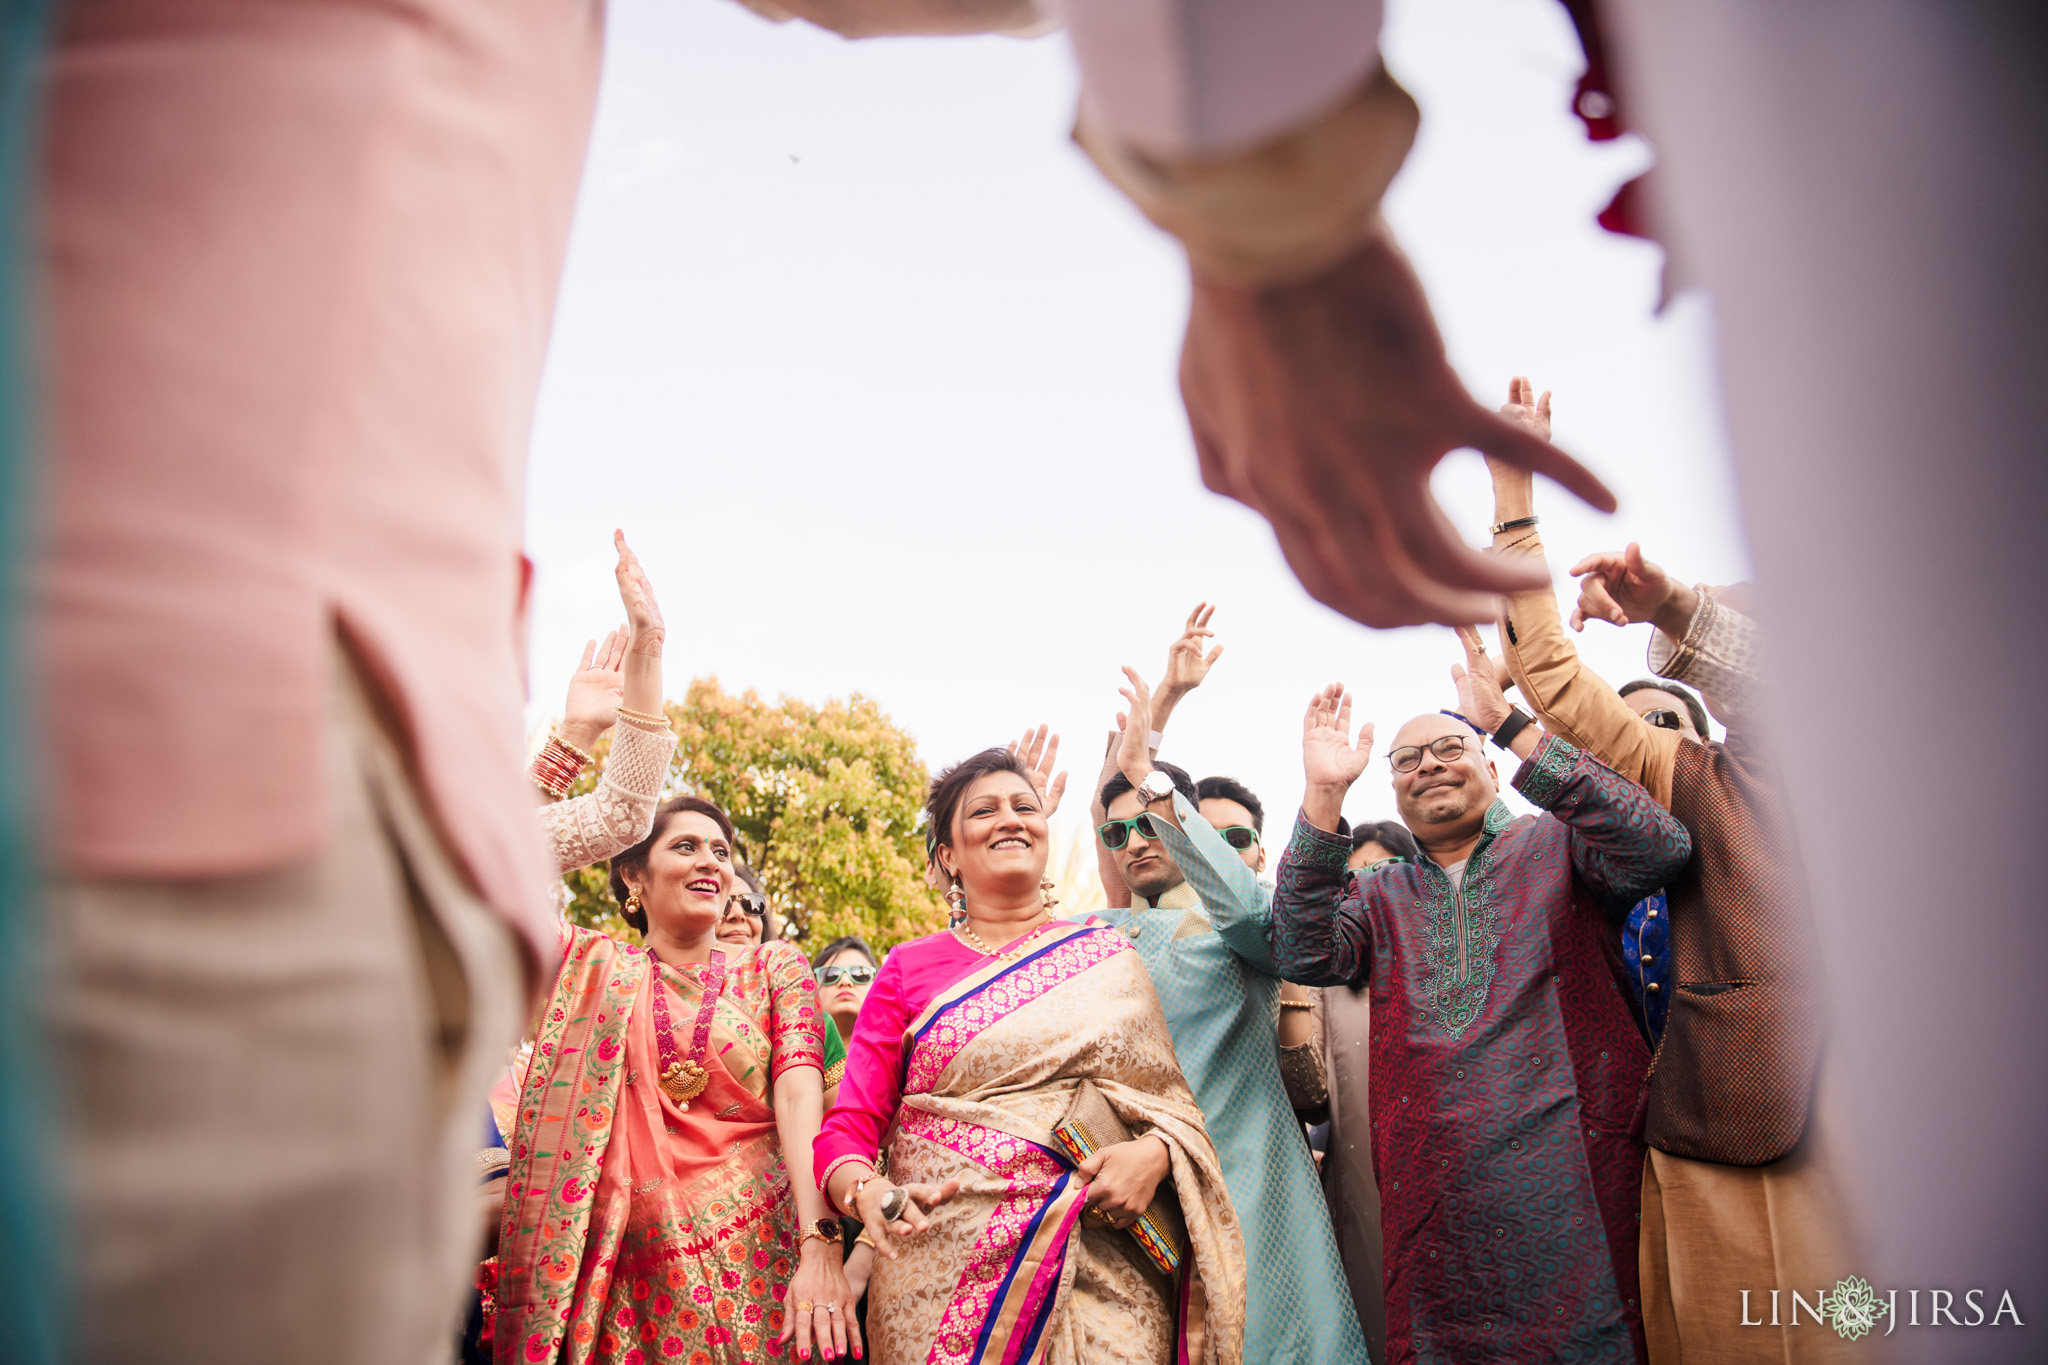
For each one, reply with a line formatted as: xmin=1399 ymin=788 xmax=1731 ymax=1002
xmin=1387 ymin=734 xmax=1476 ymax=773
xmin=817 ymin=963 xmax=877 ymax=987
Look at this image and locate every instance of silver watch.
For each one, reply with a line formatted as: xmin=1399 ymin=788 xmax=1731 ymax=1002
xmin=1136 ymin=770 xmax=1176 ymax=805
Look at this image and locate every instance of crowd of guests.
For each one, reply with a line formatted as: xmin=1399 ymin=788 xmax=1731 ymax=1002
xmin=464 ymin=378 xmax=1846 ymax=1365
xmin=18 ymin=0 xmax=2036 ymax=1360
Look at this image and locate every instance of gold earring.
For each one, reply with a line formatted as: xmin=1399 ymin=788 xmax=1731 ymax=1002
xmin=625 ymin=889 xmax=643 ymax=916
xmin=1039 ymin=877 xmax=1059 ymax=912
xmin=946 ymin=880 xmax=966 ymax=925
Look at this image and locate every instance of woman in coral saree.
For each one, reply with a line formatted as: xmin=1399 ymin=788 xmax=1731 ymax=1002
xmin=817 ymin=748 xmax=1247 ymax=1365
xmin=496 ymin=795 xmax=854 ymax=1365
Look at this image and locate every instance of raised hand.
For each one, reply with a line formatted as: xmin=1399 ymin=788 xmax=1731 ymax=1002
xmin=1160 ymin=603 xmax=1223 ymax=698
xmin=1451 ymin=626 xmax=1511 ymax=733
xmin=559 ymin=626 xmax=627 ymax=753
xmin=615 ymin=529 xmax=665 ymax=659
xmin=1495 ymin=374 xmax=1552 ymax=443
xmin=1115 ymin=667 xmax=1159 ymax=785
xmin=1301 ymin=684 xmax=1374 ymax=791
xmin=1181 ymin=233 xmax=1616 ymax=627
xmin=1568 ymin=542 xmax=1696 ymax=634
xmin=1008 ymin=724 xmax=1068 ymax=818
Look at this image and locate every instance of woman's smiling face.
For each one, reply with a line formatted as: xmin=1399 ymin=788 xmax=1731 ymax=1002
xmin=940 ymin=772 xmax=1049 ymax=900
xmin=637 ymin=810 xmax=735 ymax=943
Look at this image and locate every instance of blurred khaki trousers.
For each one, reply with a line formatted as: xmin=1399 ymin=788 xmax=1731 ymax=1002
xmin=45 ymin=644 xmax=525 ymax=1364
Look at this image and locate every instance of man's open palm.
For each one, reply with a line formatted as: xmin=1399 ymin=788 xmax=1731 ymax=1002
xmin=1302 ymin=683 xmax=1374 ymax=788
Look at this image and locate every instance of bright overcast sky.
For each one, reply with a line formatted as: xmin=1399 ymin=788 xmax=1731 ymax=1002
xmin=524 ymin=0 xmax=1750 ymax=856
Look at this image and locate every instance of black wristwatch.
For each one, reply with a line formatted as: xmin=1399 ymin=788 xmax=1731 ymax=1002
xmin=1491 ymin=706 xmax=1536 ymax=752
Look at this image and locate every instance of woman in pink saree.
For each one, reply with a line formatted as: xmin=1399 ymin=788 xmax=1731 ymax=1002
xmin=495 ymin=795 xmax=856 ymax=1365
xmin=817 ymin=748 xmax=1247 ymax=1365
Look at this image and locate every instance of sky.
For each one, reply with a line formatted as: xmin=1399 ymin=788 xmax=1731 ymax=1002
xmin=522 ymin=0 xmax=1751 ymax=865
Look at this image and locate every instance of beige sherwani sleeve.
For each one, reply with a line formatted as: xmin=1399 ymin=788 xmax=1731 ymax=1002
xmin=1492 ymin=535 xmax=1682 ymax=810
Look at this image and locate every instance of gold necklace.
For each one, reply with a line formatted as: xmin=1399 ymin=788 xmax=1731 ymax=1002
xmin=953 ymin=913 xmax=1051 ymax=961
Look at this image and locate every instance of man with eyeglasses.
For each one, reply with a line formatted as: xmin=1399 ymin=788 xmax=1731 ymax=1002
xmin=1481 ymin=410 xmax=1849 ymax=1365
xmin=1265 ymin=677 xmax=1690 ymax=1365
xmin=1094 ymin=671 xmax=1369 ymax=1365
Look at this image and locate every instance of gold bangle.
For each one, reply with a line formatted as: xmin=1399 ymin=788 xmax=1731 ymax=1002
xmin=618 ymin=707 xmax=670 ymax=728
xmin=1278 ymin=999 xmax=1315 ymax=1011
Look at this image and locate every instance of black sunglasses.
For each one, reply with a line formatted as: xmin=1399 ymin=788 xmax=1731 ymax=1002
xmin=1098 ymin=813 xmax=1166 ymax=850
xmin=1642 ymin=709 xmax=1684 ymax=732
xmin=817 ymin=963 xmax=876 ymax=987
xmin=728 ymin=893 xmax=767 ymax=919
xmin=1215 ymin=825 xmax=1260 ymax=851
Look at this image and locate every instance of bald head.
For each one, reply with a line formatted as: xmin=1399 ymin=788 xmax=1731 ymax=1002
xmin=1389 ymin=712 xmax=1497 ymax=840
xmin=1393 ymin=712 xmax=1482 ymax=749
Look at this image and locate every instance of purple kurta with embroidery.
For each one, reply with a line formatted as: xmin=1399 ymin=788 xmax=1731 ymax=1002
xmin=1271 ymin=735 xmax=1691 ymax=1365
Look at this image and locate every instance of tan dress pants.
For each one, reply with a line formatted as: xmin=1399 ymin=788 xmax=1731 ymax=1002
xmin=46 ymin=645 xmax=525 ymax=1364
xmin=1640 ymin=1069 xmax=1875 ymax=1365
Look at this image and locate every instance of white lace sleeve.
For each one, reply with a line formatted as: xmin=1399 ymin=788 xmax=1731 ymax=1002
xmin=537 ymin=721 xmax=678 ymax=874
xmin=1647 ymin=591 xmax=1764 ymax=735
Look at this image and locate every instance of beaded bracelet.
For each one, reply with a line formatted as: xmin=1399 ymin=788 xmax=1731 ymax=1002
xmin=617 ymin=706 xmax=672 ymax=731
xmin=530 ymin=733 xmax=590 ymax=800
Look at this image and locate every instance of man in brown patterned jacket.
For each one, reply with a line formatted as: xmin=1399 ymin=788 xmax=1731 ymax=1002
xmin=1475 ymin=379 xmax=1862 ymax=1364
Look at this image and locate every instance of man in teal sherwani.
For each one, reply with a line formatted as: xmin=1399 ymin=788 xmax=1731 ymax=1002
xmin=1097 ymin=737 xmax=1370 ymax=1365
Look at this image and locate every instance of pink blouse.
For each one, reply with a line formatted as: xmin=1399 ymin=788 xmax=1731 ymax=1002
xmin=813 ymin=927 xmax=997 ymax=1205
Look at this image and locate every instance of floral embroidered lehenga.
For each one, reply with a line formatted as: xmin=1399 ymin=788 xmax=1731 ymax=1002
xmin=815 ymin=917 xmax=1247 ymax=1365
xmin=495 ymin=924 xmax=826 ymax=1365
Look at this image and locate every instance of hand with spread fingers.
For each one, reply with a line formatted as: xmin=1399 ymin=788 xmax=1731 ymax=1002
xmin=1181 ymin=231 xmax=1617 ymax=627
xmin=1300 ymin=683 xmax=1375 ymax=832
xmin=1007 ymin=723 xmax=1068 ymax=818
xmin=558 ymin=626 xmax=627 ymax=755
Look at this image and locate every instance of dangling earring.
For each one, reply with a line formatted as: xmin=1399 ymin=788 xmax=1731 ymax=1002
xmin=1039 ymin=877 xmax=1059 ymax=912
xmin=624 ymin=889 xmax=643 ymax=918
xmin=946 ymin=879 xmax=967 ymax=927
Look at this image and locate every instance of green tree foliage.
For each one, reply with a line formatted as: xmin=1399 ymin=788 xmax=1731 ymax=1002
xmin=558 ymin=677 xmax=946 ymax=953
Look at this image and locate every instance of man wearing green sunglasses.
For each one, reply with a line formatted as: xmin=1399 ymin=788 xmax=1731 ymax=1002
xmin=1093 ymin=669 xmax=1370 ymax=1365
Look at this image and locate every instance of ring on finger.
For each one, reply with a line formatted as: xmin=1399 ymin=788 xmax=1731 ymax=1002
xmin=826 ymin=1304 xmax=842 ymax=1315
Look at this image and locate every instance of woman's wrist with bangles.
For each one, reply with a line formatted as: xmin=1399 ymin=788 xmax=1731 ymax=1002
xmin=530 ymin=732 xmax=591 ymax=799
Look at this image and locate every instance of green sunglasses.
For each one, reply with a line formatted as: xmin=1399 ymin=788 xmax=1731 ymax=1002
xmin=1098 ymin=813 xmax=1166 ymax=850
xmin=1215 ymin=826 xmax=1260 ymax=851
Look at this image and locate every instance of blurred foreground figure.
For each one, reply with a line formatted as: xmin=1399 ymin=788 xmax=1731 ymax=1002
xmin=34 ymin=4 xmax=598 ymax=1361
xmin=19 ymin=3 xmax=2047 ymax=1364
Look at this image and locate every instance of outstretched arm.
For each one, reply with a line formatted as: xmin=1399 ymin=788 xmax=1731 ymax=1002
xmin=536 ymin=533 xmax=676 ymax=873
xmin=1151 ymin=790 xmax=1278 ymax=975
xmin=1485 ymin=379 xmax=1681 ymax=804
xmin=1265 ymin=685 xmax=1377 ymax=986
xmin=1147 ymin=602 xmax=1223 ymax=741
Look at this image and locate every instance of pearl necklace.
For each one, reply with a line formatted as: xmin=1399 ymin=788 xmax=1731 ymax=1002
xmin=953 ymin=913 xmax=1052 ymax=962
